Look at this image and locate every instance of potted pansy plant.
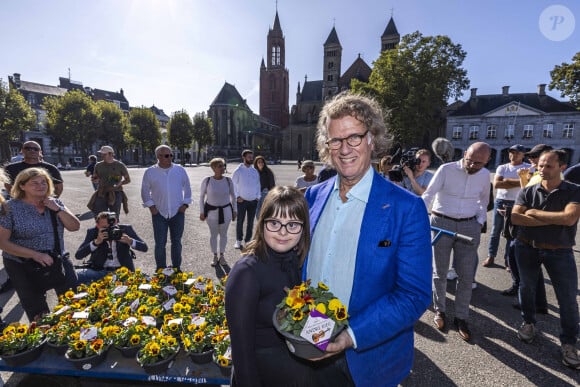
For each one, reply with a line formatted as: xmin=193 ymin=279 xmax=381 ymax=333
xmin=0 ymin=322 xmax=47 ymax=367
xmin=137 ymin=333 xmax=180 ymax=375
xmin=273 ymin=279 xmax=349 ymax=359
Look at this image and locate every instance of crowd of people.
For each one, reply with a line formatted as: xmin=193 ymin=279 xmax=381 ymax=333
xmin=0 ymin=91 xmax=579 ymax=385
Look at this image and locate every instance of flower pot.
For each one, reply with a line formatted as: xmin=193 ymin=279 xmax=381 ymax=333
xmin=217 ymin=363 xmax=232 ymax=378
xmin=46 ymin=341 xmax=68 ymax=356
xmin=65 ymin=346 xmax=110 ymax=370
xmin=0 ymin=340 xmax=46 ymax=367
xmin=188 ymin=348 xmax=213 ymax=364
xmin=115 ymin=344 xmax=141 ymax=358
xmin=272 ymin=309 xmax=345 ymax=360
xmin=137 ymin=349 xmax=179 ymax=375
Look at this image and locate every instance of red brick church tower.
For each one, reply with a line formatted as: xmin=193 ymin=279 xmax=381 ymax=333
xmin=259 ymin=11 xmax=289 ymax=128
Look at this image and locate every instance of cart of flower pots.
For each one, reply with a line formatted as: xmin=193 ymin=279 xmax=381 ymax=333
xmin=0 ymin=268 xmax=232 ymax=384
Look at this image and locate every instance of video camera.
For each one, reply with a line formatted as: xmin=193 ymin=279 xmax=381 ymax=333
xmin=388 ymin=147 xmax=420 ymax=183
xmin=105 ymin=212 xmax=123 ymax=241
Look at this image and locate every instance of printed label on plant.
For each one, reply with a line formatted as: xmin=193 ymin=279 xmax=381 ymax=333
xmin=191 ymin=315 xmax=206 ymax=326
xmin=73 ymin=292 xmax=88 ymax=299
xmin=163 ymin=298 xmax=176 ymax=311
xmin=300 ymin=309 xmax=335 ymax=351
xmin=123 ymin=316 xmax=138 ymax=326
xmin=194 ymin=282 xmax=206 ymax=291
xmin=162 ymin=268 xmax=174 ymax=276
xmin=80 ymin=326 xmax=98 ymax=341
xmin=163 ymin=285 xmax=177 ymax=296
xmin=138 ymin=283 xmax=152 ymax=290
xmin=142 ymin=316 xmax=156 ymax=326
xmin=72 ymin=311 xmax=89 ymax=319
xmin=184 ymin=278 xmax=195 ymax=286
xmin=130 ymin=298 xmax=140 ymax=312
xmin=224 ymin=346 xmax=232 ymax=360
xmin=54 ymin=305 xmax=70 ymax=315
xmin=112 ymin=285 xmax=128 ymax=295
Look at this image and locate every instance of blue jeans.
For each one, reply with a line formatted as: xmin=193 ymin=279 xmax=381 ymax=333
xmin=93 ymin=191 xmax=123 ymax=218
xmin=507 ymin=240 xmax=547 ymax=307
xmin=487 ymin=199 xmax=514 ymax=259
xmin=515 ymin=241 xmax=579 ymax=345
xmin=152 ymin=211 xmax=185 ymax=270
xmin=236 ymin=199 xmax=257 ymax=243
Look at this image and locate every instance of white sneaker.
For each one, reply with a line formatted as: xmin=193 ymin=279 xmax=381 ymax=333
xmin=517 ymin=322 xmax=537 ymax=344
xmin=561 ymin=344 xmax=580 ymax=369
xmin=234 ymin=240 xmax=243 ymax=249
xmin=472 ymin=282 xmax=478 ymax=289
xmin=447 ymin=268 xmax=458 ymax=280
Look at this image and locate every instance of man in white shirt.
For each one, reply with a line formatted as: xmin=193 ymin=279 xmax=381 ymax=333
xmin=231 ymin=150 xmax=260 ymax=249
xmin=482 ymin=144 xmax=530 ymax=268
xmin=141 ymin=145 xmax=191 ymax=270
xmin=422 ymin=142 xmax=491 ymax=342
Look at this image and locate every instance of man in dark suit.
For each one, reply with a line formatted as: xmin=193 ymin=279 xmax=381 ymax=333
xmin=75 ymin=212 xmax=148 ymax=284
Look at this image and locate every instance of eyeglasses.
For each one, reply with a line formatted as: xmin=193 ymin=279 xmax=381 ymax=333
xmin=215 ymin=164 xmax=225 ymax=168
xmin=464 ymin=158 xmax=486 ymax=167
xmin=326 ymin=130 xmax=369 ymax=150
xmin=264 ymin=219 xmax=304 ymax=234
xmin=23 ymin=146 xmax=40 ymax=151
xmin=160 ymin=154 xmax=173 ymax=158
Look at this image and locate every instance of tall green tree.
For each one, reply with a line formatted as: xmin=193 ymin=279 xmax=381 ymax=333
xmin=192 ymin=112 xmax=214 ymax=163
xmin=549 ymin=52 xmax=580 ymax=109
xmin=97 ymin=100 xmax=129 ymax=154
xmin=44 ymin=89 xmax=100 ymax=161
xmin=0 ymin=79 xmax=36 ymax=161
xmin=167 ymin=110 xmax=194 ymax=165
xmin=352 ymin=31 xmax=470 ymax=148
xmin=129 ymin=107 xmax=161 ymax=165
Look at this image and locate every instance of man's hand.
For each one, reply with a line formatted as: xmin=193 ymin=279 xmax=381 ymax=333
xmin=95 ymin=228 xmax=108 ymax=245
xmin=232 ymin=211 xmax=237 ymax=221
xmin=119 ymin=234 xmax=133 ymax=245
xmin=309 ymin=330 xmax=354 ymax=361
xmin=236 ymin=197 xmax=243 ymax=203
xmin=149 ymin=206 xmax=159 ymax=215
xmin=178 ymin=204 xmax=188 ymax=213
xmin=403 ymin=165 xmax=414 ymax=179
xmin=199 ymin=214 xmax=206 ymax=221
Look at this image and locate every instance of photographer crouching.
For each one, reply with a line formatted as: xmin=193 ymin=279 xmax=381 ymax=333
xmin=75 ymin=212 xmax=148 ymax=284
xmin=389 ymin=148 xmax=434 ymax=196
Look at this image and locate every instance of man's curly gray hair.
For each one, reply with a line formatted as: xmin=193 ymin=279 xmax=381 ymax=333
xmin=315 ymin=91 xmax=392 ymax=164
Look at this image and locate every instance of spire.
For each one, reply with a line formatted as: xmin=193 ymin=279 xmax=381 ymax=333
xmin=260 ymin=58 xmax=265 ymax=68
xmin=273 ymin=11 xmax=282 ymax=32
xmin=324 ymin=26 xmax=341 ymax=46
xmin=382 ymin=17 xmax=399 ymax=37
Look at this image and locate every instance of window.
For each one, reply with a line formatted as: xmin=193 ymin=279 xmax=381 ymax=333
xmin=452 ymin=126 xmax=462 ymax=139
xmin=486 ymin=125 xmax=497 ymax=139
xmin=27 ymin=94 xmax=36 ymax=106
xmin=542 ymin=124 xmax=553 ymax=138
xmin=563 ymin=123 xmax=574 ymax=138
xmin=469 ymin=125 xmax=479 ymax=139
xmin=327 ymin=75 xmax=334 ymax=82
xmin=271 ymin=46 xmax=280 ymax=66
xmin=505 ymin=124 xmax=515 ymax=139
xmin=523 ymin=124 xmax=534 ymax=139
xmin=328 ymin=62 xmax=334 ymax=69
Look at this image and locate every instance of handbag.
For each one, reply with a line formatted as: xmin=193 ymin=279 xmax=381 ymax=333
xmin=22 ymin=210 xmax=67 ymax=291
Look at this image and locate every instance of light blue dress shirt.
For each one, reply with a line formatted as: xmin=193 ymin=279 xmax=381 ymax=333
xmin=307 ymin=167 xmax=373 ymax=310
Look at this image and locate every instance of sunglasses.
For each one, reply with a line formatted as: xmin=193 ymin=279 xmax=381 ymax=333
xmin=23 ymin=146 xmax=40 ymax=151
xmin=160 ymin=154 xmax=173 ymax=158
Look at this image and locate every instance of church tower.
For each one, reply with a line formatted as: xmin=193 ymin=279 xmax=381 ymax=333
xmin=381 ymin=16 xmax=400 ymax=51
xmin=322 ymin=26 xmax=342 ymax=99
xmin=259 ymin=11 xmax=289 ymax=128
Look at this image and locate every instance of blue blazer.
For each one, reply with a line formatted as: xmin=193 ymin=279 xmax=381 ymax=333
xmin=75 ymin=225 xmax=148 ymax=271
xmin=304 ymin=170 xmax=432 ymax=386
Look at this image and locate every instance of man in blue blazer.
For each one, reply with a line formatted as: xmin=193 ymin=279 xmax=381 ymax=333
xmin=75 ymin=212 xmax=148 ymax=284
xmin=303 ymin=93 xmax=432 ymax=387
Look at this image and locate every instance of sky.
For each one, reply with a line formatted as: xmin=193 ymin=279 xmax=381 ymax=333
xmin=1 ymin=0 xmax=579 ymax=118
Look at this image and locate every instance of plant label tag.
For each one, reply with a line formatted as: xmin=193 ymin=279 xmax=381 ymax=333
xmin=191 ymin=315 xmax=206 ymax=326
xmin=73 ymin=292 xmax=88 ymax=299
xmin=194 ymin=282 xmax=206 ymax=291
xmin=184 ymin=278 xmax=195 ymax=286
xmin=224 ymin=346 xmax=232 ymax=360
xmin=130 ymin=298 xmax=140 ymax=312
xmin=163 ymin=285 xmax=177 ymax=296
xmin=72 ymin=311 xmax=89 ymax=319
xmin=300 ymin=309 xmax=335 ymax=351
xmin=168 ymin=318 xmax=182 ymax=328
xmin=138 ymin=283 xmax=152 ymax=290
xmin=142 ymin=316 xmax=156 ymax=326
xmin=80 ymin=326 xmax=98 ymax=340
xmin=162 ymin=268 xmax=174 ymax=276
xmin=54 ymin=305 xmax=70 ymax=315
xmin=163 ymin=298 xmax=176 ymax=311
xmin=112 ymin=285 xmax=128 ymax=295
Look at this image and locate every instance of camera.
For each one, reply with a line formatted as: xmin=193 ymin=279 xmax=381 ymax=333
xmin=105 ymin=212 xmax=123 ymax=241
xmin=388 ymin=148 xmax=420 ymax=182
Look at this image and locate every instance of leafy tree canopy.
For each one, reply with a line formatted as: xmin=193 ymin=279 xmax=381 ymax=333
xmin=129 ymin=107 xmax=161 ymax=164
xmin=0 ymin=79 xmax=36 ymax=161
xmin=192 ymin=112 xmax=214 ymax=163
xmin=352 ymin=31 xmax=470 ymax=148
xmin=549 ymin=51 xmax=580 ymax=109
xmin=43 ymin=89 xmax=100 ymax=161
xmin=97 ymin=100 xmax=129 ymax=154
xmin=167 ymin=110 xmax=194 ymax=164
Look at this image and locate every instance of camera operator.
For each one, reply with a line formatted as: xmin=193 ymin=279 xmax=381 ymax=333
xmin=401 ymin=149 xmax=434 ymax=195
xmin=74 ymin=211 xmax=148 ymax=284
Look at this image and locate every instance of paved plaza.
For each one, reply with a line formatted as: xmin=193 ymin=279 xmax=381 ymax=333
xmin=0 ymin=162 xmax=578 ymax=386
